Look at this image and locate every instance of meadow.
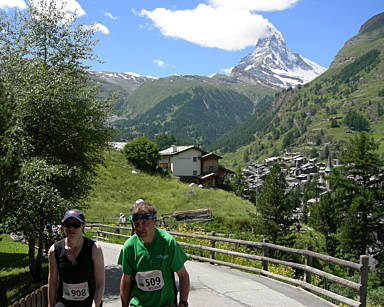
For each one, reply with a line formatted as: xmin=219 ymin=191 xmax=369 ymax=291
xmin=85 ymin=149 xmax=255 ymax=232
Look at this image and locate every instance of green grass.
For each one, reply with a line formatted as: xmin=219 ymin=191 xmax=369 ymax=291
xmin=85 ymin=150 xmax=255 ymax=232
xmin=0 ymin=234 xmax=48 ymax=306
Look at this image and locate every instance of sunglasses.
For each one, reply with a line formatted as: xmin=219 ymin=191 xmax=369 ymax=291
xmin=63 ymin=221 xmax=82 ymax=228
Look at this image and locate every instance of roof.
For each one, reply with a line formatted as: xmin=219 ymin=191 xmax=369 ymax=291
xmin=200 ymin=172 xmax=216 ymax=179
xmin=201 ymin=152 xmax=222 ymax=159
xmin=159 ymin=145 xmax=204 ymax=156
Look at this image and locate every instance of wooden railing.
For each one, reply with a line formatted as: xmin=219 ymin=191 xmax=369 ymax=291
xmin=87 ymin=223 xmax=369 ymax=307
xmin=8 ymin=285 xmax=48 ymax=307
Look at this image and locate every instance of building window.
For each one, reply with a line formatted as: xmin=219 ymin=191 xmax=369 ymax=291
xmin=193 ymin=170 xmax=197 ymax=176
xmin=209 ymin=166 xmax=214 ymax=171
xmin=193 ymin=157 xmax=197 ymax=162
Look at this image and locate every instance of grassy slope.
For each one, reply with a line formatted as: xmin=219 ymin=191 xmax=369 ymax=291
xmin=0 ymin=234 xmax=48 ymax=306
xmin=85 ymin=150 xmax=255 ymax=231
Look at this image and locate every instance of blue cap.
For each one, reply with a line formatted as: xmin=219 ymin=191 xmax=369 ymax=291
xmin=62 ymin=209 xmax=85 ymax=223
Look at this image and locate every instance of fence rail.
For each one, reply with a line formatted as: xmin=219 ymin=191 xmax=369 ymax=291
xmin=87 ymin=223 xmax=369 ymax=307
xmin=9 ymin=285 xmax=47 ymax=307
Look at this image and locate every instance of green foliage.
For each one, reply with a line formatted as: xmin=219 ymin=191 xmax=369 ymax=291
xmin=329 ymin=133 xmax=384 ymax=258
xmin=0 ymin=1 xmax=111 ymax=281
xmin=344 ymin=110 xmax=370 ymax=131
xmin=154 ymin=134 xmax=189 ymax=150
xmin=123 ymin=137 xmax=160 ymax=172
xmin=333 ymin=49 xmax=380 ymax=83
xmin=212 ymin=95 xmax=273 ymax=153
xmin=309 ymin=193 xmax=338 ymax=254
xmin=0 ymin=234 xmax=48 ymax=306
xmin=116 ymin=86 xmax=256 ymax=148
xmin=255 ymin=164 xmax=296 ymax=243
xmin=86 ymin=150 xmax=255 ymax=231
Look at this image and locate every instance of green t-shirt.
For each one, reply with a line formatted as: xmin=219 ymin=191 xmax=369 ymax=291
xmin=118 ymin=228 xmax=188 ymax=307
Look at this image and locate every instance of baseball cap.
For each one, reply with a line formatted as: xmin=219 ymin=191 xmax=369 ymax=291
xmin=62 ymin=209 xmax=85 ymax=223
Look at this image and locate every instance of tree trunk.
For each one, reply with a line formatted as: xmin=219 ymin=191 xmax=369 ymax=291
xmin=28 ymin=236 xmax=35 ymax=273
xmin=28 ymin=235 xmax=43 ymax=282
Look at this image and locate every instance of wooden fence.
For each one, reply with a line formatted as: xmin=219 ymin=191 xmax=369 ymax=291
xmin=9 ymin=285 xmax=47 ymax=307
xmin=88 ymin=223 xmax=369 ymax=307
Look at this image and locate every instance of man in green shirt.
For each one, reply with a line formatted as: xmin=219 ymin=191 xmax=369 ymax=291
xmin=118 ymin=201 xmax=190 ymax=307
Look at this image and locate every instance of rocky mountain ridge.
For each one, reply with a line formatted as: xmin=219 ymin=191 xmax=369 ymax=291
xmin=230 ymin=24 xmax=326 ymax=89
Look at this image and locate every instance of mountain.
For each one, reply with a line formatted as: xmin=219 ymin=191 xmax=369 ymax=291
xmin=112 ymin=78 xmax=272 ymax=146
xmin=91 ymin=71 xmax=157 ymax=93
xmin=216 ymin=12 xmax=384 ymax=168
xmin=230 ymin=24 xmax=326 ymax=89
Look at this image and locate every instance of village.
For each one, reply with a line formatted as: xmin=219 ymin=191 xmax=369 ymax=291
xmin=240 ymin=152 xmax=338 ymax=202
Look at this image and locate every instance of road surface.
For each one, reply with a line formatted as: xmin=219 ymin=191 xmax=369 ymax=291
xmin=99 ymin=241 xmax=336 ymax=307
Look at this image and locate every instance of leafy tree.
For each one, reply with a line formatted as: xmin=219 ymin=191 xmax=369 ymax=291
xmin=344 ymin=110 xmax=370 ymax=132
xmin=329 ymin=132 xmax=384 ymax=259
xmin=0 ymin=85 xmax=20 ymax=207
xmin=123 ymin=137 xmax=160 ymax=172
xmin=0 ymin=1 xmax=111 ymax=281
xmin=255 ymin=164 xmax=296 ymax=243
xmin=309 ymin=193 xmax=338 ymax=253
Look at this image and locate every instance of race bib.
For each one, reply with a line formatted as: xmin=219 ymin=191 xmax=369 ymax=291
xmin=62 ymin=281 xmax=90 ymax=301
xmin=135 ymin=270 xmax=164 ymax=291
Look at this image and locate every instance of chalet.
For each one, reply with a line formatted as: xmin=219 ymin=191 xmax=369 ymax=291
xmin=158 ymin=145 xmax=233 ymax=187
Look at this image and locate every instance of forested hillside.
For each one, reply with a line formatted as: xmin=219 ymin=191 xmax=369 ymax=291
xmin=113 ymin=83 xmax=273 ymax=147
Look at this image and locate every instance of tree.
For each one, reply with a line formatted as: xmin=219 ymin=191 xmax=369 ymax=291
xmin=0 ymin=1 xmax=111 ymax=281
xmin=0 ymin=85 xmax=21 ymax=208
xmin=329 ymin=132 xmax=384 ymax=259
xmin=309 ymin=193 xmax=338 ymax=254
xmin=123 ymin=137 xmax=160 ymax=172
xmin=255 ymin=164 xmax=296 ymax=243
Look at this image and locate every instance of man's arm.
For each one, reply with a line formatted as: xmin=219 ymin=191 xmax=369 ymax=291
xmin=92 ymin=242 xmax=105 ymax=307
xmin=120 ymin=273 xmax=133 ymax=307
xmin=176 ymin=265 xmax=190 ymax=307
xmin=47 ymin=245 xmax=58 ymax=307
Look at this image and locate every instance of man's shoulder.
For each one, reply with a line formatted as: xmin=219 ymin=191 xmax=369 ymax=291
xmin=122 ymin=234 xmax=139 ymax=248
xmin=156 ymin=228 xmax=177 ymax=244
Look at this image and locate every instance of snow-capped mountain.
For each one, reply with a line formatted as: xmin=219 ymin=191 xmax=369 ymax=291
xmin=91 ymin=71 xmax=158 ymax=93
xmin=230 ymin=25 xmax=326 ymax=89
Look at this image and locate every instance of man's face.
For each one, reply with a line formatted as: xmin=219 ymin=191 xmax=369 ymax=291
xmin=133 ymin=218 xmax=156 ymax=241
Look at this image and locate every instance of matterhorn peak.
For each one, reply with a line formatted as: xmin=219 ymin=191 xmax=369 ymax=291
xmin=230 ymin=24 xmax=326 ymax=89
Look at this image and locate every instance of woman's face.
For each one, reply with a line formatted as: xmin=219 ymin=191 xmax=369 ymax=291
xmin=62 ymin=217 xmax=84 ymax=239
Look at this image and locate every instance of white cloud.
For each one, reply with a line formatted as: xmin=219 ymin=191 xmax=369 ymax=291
xmin=0 ymin=0 xmax=27 ymax=9
xmin=208 ymin=0 xmax=300 ymax=12
xmin=220 ymin=67 xmax=233 ymax=74
xmin=153 ymin=59 xmax=165 ymax=67
xmin=85 ymin=22 xmax=110 ymax=35
xmin=140 ymin=4 xmax=272 ymax=51
xmin=153 ymin=59 xmax=174 ymax=69
xmin=105 ymin=12 xmax=118 ymax=20
xmin=28 ymin=0 xmax=85 ymax=17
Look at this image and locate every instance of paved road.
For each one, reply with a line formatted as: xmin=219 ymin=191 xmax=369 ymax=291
xmin=100 ymin=241 xmax=336 ymax=307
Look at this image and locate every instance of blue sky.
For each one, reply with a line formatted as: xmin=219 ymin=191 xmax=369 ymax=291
xmin=2 ymin=0 xmax=383 ymax=77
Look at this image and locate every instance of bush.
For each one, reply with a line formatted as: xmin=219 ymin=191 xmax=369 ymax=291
xmin=122 ymin=137 xmax=160 ymax=172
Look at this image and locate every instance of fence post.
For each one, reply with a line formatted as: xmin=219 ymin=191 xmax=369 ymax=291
xmin=358 ymin=255 xmax=369 ymax=307
xmin=262 ymin=239 xmax=269 ymax=271
xmin=210 ymin=231 xmax=216 ymax=264
xmin=304 ymin=244 xmax=313 ymax=284
xmin=42 ymin=285 xmax=48 ymax=307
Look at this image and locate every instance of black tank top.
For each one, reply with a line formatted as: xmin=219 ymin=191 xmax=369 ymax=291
xmin=54 ymin=237 xmax=96 ymax=307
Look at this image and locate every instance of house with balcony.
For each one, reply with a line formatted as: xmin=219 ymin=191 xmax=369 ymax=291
xmin=158 ymin=145 xmax=233 ymax=187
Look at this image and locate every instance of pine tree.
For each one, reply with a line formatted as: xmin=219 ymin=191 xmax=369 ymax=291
xmin=330 ymin=132 xmax=384 ymax=259
xmin=255 ymin=163 xmax=296 ymax=243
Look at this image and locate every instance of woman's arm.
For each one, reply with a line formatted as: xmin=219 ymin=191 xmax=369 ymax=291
xmin=47 ymin=244 xmax=58 ymax=307
xmin=92 ymin=242 xmax=105 ymax=307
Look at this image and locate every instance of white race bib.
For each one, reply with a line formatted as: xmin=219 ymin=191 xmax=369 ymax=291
xmin=135 ymin=270 xmax=164 ymax=291
xmin=62 ymin=281 xmax=90 ymax=301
